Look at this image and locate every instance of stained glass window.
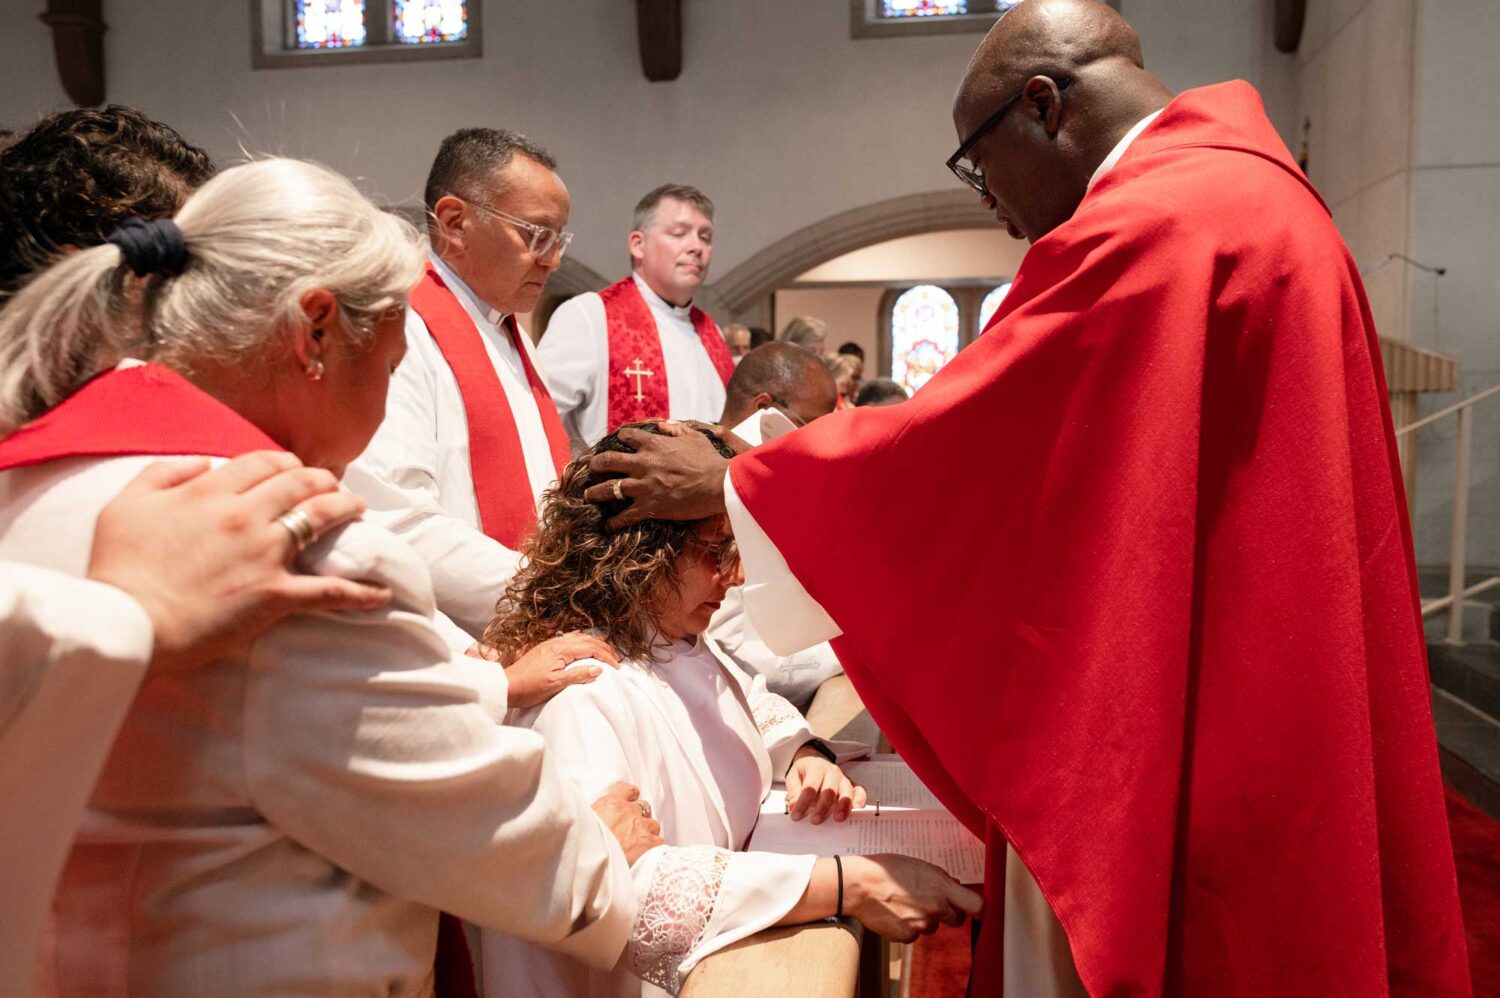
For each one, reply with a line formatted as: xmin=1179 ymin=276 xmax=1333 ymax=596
xmin=890 ymin=285 xmax=960 ymax=394
xmin=878 ymin=0 xmax=1022 ymax=18
xmin=294 ymin=0 xmax=366 ymax=48
xmin=978 ymin=283 xmax=1012 ymax=331
xmin=393 ymin=0 xmax=467 ymax=43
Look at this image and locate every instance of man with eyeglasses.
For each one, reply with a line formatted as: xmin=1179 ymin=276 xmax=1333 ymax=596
xmin=539 ymin=184 xmax=735 ymax=454
xmin=703 ymin=343 xmax=843 ymax=711
xmin=575 ymin=0 xmax=1471 ymax=995
xmin=345 ymin=128 xmax=578 ymax=643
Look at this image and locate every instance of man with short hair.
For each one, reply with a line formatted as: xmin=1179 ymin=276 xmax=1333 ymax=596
xmin=854 ymin=378 xmax=908 ymax=407
xmin=709 ymin=343 xmax=843 ymax=709
xmin=344 ymin=128 xmax=575 ymax=640
xmin=539 ymin=184 xmax=735 ymax=452
xmin=722 ymin=322 xmax=753 ymax=363
xmin=577 ymin=0 xmax=1470 ymax=993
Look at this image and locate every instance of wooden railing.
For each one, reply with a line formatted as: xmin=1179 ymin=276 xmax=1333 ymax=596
xmin=1381 ymin=336 xmax=1458 ymax=502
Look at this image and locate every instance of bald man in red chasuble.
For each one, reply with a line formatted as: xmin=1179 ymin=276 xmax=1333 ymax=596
xmin=578 ymin=0 xmax=1472 ymax=995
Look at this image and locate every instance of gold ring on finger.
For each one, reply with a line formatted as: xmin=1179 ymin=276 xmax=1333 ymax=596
xmin=274 ymin=508 xmax=317 ymax=552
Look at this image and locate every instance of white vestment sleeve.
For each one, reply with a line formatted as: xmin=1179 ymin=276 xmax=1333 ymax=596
xmin=723 ymin=470 xmax=842 ymax=655
xmin=0 ymin=565 xmax=153 ymax=992
xmin=535 ymin=293 xmax=608 ymax=454
xmin=342 ymin=310 xmax=522 ymax=639
xmin=242 ymin=523 xmax=632 ymax=968
xmin=625 ymin=844 xmax=815 ymax=995
xmin=707 ymin=588 xmax=843 ymax=712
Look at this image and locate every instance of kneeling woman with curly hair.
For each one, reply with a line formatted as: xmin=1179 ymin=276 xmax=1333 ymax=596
xmin=480 ymin=423 xmax=981 ymax=998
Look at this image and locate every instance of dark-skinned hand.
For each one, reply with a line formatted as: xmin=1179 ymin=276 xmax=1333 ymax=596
xmin=583 ymin=424 xmax=734 ymax=530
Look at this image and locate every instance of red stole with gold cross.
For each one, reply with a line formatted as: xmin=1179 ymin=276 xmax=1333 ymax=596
xmin=599 ymin=276 xmax=734 ymax=434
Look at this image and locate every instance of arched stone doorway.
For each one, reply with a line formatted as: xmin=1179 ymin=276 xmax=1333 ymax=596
xmin=707 ymin=190 xmax=996 ymax=326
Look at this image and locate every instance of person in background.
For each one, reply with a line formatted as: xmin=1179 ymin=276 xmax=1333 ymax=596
xmin=748 ymin=325 xmax=773 ymax=349
xmin=776 ymin=315 xmax=827 ymax=356
xmin=825 ymin=353 xmax=863 ymax=409
xmin=1 ymin=452 xmax=384 ymax=996
xmin=0 ymin=105 xmax=215 ymax=300
xmin=540 ymin=184 xmax=734 ymax=451
xmin=0 ymin=157 xmax=654 ymax=996
xmin=721 ymin=321 xmax=753 ymax=363
xmin=836 ymin=341 xmax=866 ymax=364
xmin=709 ymin=344 xmax=844 ymax=710
xmin=854 ymin=378 xmax=909 ymax=407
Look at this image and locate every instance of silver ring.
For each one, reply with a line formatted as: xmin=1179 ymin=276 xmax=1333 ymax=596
xmin=275 ymin=508 xmax=317 ymax=552
xmin=611 ymin=479 xmax=625 ymax=502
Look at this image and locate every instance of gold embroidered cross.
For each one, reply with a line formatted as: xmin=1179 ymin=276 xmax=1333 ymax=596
xmin=623 ymin=357 xmax=654 ymax=402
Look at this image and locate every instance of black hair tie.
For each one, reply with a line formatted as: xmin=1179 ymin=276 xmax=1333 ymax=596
xmin=106 ymin=217 xmax=188 ymax=278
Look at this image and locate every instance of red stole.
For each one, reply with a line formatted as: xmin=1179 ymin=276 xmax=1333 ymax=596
xmin=0 ymin=361 xmax=483 ymax=998
xmin=599 ymin=276 xmax=734 ymax=433
xmin=730 ymin=82 xmax=1471 ymax=996
xmin=409 ymin=263 xmax=571 ymax=549
xmin=0 ymin=364 xmax=278 ymax=470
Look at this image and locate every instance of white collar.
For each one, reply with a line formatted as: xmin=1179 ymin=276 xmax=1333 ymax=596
xmin=1087 ymin=110 xmax=1163 ymax=191
xmin=728 ymin=407 xmax=797 ymax=448
xmin=632 ymin=271 xmax=693 ymax=316
xmin=430 ymin=251 xmax=509 ymax=328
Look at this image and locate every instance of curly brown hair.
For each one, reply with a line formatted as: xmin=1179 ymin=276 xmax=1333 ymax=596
xmin=484 ymin=422 xmax=734 ymax=662
xmin=0 ymin=106 xmax=215 ymax=299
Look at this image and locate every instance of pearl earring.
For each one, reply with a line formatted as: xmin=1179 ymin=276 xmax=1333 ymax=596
xmin=305 ymin=357 xmax=325 ymax=381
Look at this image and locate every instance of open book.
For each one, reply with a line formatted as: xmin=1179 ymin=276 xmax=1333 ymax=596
xmin=748 ymin=754 xmax=984 ymax=884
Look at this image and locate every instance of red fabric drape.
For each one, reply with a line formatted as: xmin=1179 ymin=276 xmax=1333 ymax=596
xmin=730 ymin=82 xmax=1470 ymax=996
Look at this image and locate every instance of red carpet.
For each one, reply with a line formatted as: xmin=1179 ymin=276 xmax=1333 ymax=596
xmin=904 ymin=788 xmax=1500 ymax=997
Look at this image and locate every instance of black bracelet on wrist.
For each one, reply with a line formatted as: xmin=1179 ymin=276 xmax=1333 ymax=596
xmin=834 ymin=853 xmax=844 ymax=918
xmin=803 ymin=738 xmax=837 ymax=764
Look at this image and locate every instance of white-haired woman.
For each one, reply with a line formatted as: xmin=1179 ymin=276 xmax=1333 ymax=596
xmin=0 ymin=158 xmax=645 ymax=996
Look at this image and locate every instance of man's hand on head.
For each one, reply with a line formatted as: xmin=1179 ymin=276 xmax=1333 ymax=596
xmin=583 ymin=425 xmax=732 ymax=529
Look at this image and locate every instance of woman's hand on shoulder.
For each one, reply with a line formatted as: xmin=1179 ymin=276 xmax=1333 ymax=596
xmin=499 ymin=631 xmax=622 ymax=710
xmin=843 ymin=854 xmax=983 ymax=943
xmin=786 ymin=746 xmax=866 ymax=824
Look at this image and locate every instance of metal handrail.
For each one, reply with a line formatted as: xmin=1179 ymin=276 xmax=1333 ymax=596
xmin=1395 ymin=384 xmax=1500 ymax=644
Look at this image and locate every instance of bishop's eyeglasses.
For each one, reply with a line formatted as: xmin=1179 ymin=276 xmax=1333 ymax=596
xmin=946 ymin=77 xmax=1073 ymax=199
xmin=462 ymin=198 xmax=575 ymax=261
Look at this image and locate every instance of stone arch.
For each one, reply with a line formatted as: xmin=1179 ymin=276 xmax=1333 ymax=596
xmin=708 ymin=190 xmax=996 ymax=320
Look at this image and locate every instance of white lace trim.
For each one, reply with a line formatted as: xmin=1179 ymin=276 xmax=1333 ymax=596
xmin=751 ymin=690 xmax=803 ymax=737
xmin=627 ymin=846 xmax=731 ymax=993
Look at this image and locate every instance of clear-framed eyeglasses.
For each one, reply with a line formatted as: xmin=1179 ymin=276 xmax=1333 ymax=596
xmin=463 ymin=199 xmax=575 ymax=261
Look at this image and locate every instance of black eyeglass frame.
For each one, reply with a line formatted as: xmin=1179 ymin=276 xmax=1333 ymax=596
xmin=945 ymin=77 xmax=1073 ymax=198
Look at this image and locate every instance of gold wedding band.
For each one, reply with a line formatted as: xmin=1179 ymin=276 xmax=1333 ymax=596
xmin=637 ymin=800 xmax=652 ymax=819
xmin=611 ymin=479 xmax=625 ymax=502
xmin=275 ymin=508 xmax=317 ymax=552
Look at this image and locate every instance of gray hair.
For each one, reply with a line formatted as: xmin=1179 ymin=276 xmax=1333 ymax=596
xmin=0 ymin=157 xmax=425 ymax=432
xmin=631 ymin=183 xmax=715 ymax=233
xmin=777 ymin=315 xmax=828 ymax=354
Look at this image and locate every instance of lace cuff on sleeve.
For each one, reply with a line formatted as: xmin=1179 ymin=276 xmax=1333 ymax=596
xmin=627 ymin=846 xmax=731 ymax=993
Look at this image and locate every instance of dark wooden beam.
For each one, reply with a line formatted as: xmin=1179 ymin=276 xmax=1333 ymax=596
xmin=1273 ymin=0 xmax=1307 ymax=54
xmin=636 ymin=0 xmax=682 ymax=83
xmin=39 ymin=0 xmax=107 ymax=107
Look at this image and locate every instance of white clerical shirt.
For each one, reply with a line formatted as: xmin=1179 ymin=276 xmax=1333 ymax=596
xmin=720 ymin=112 xmax=1163 ymax=998
xmin=538 ymin=272 xmax=728 ymax=453
xmin=0 ymin=565 xmax=153 ymax=998
xmin=344 ymin=252 xmax=561 ymax=638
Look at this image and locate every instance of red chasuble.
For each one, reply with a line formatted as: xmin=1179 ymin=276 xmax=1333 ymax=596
xmin=0 ymin=362 xmax=482 ymax=998
xmin=730 ymin=82 xmax=1470 ymax=997
xmin=599 ymin=276 xmax=735 ymax=433
xmin=409 ymin=263 xmax=571 ymax=549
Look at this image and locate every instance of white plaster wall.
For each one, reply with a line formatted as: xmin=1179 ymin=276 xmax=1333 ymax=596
xmin=1405 ymin=0 xmax=1500 ymax=574
xmin=795 ymin=228 xmax=1025 ymax=283
xmin=0 ymin=0 xmax=1295 ymax=287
